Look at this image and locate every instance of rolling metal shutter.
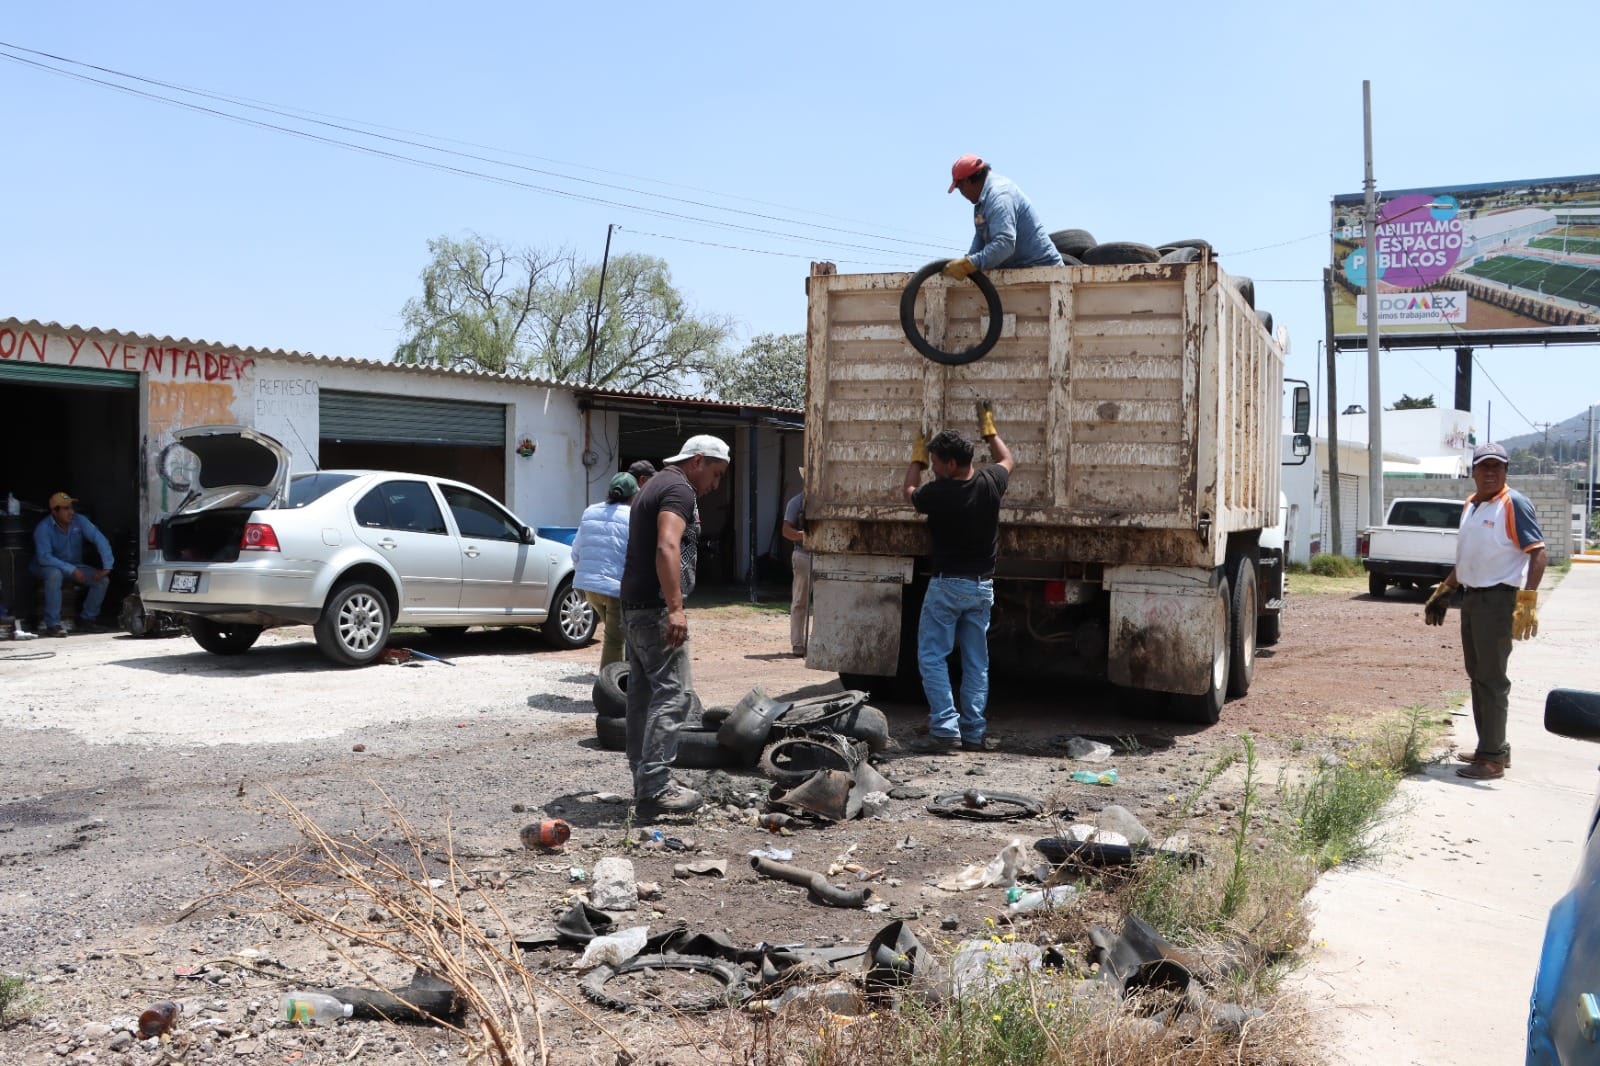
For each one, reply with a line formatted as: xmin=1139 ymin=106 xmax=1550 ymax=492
xmin=0 ymin=361 xmax=137 ymax=389
xmin=319 ymin=390 xmax=506 ymax=446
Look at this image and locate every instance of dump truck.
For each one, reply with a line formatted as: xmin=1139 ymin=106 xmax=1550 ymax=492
xmin=801 ymin=257 xmax=1311 ymax=723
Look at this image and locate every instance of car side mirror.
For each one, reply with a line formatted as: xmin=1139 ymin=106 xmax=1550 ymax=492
xmin=521 ymin=526 xmax=537 ymax=544
xmin=1545 ymin=688 xmax=1600 ymax=741
xmin=1292 ymin=433 xmax=1311 ymax=458
xmin=1292 ymin=385 xmax=1311 ymax=434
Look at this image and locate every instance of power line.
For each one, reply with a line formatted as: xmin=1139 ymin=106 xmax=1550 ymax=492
xmin=616 ymin=226 xmax=909 ymax=269
xmin=1471 ymin=354 xmax=1539 ymax=434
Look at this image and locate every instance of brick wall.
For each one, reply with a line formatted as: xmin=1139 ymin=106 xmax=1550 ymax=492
xmin=1382 ymin=475 xmax=1573 ymax=565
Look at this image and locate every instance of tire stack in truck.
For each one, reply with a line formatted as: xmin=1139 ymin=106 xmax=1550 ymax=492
xmin=1050 ymin=230 xmax=1272 ymax=334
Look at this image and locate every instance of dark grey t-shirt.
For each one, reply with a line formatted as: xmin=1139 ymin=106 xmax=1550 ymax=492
xmin=912 ymin=465 xmax=1009 ymax=575
xmin=620 ymin=466 xmax=700 ymax=604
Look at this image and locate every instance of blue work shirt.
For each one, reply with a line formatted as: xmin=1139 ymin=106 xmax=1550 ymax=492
xmin=967 ymin=172 xmax=1063 ymax=271
xmin=33 ymin=513 xmax=114 ymax=575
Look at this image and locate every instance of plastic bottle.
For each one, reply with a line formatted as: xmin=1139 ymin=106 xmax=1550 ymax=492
xmin=138 ymin=1000 xmax=182 ymax=1037
xmin=1006 ymin=885 xmax=1080 ymax=914
xmin=279 ymin=991 xmax=353 ymax=1025
xmin=1068 ymin=768 xmax=1118 ymax=786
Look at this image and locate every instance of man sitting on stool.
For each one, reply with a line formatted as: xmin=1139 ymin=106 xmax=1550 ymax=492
xmin=31 ymin=491 xmax=114 ymax=637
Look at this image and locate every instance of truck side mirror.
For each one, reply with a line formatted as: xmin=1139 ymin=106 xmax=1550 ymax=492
xmin=1292 ymin=386 xmax=1311 ymax=434
xmin=1292 ymin=433 xmax=1311 ymax=458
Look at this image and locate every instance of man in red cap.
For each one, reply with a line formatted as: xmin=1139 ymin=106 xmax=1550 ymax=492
xmin=944 ymin=155 xmax=1062 ymax=280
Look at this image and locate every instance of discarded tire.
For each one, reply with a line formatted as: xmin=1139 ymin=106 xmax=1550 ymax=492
xmin=828 ymin=703 xmax=890 ymax=752
xmin=1159 ymin=238 xmax=1213 ymax=253
xmin=593 ymin=661 xmax=629 ymax=718
xmin=1049 ymin=228 xmax=1097 ymax=259
xmin=1081 ymin=242 xmax=1161 ymax=266
xmin=1158 ymin=246 xmax=1202 ymax=264
xmin=580 ymin=954 xmax=749 ymax=1013
xmin=899 ymin=259 xmax=1004 ymax=366
xmin=1256 ymin=309 xmax=1274 ymax=336
xmin=927 ymin=790 xmax=1045 ymax=821
xmin=774 ymin=690 xmax=868 ymax=732
xmin=594 ymin=714 xmax=626 ymax=751
xmin=701 ymin=705 xmax=732 ymax=731
xmin=673 ymin=728 xmax=739 ymax=769
xmin=1229 ymin=275 xmax=1256 ymax=308
xmin=758 ymin=735 xmax=866 ymax=787
xmin=1059 ymin=253 xmax=1084 ymax=266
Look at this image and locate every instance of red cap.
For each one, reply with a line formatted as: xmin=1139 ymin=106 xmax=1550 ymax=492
xmin=948 ymin=154 xmax=985 ymax=193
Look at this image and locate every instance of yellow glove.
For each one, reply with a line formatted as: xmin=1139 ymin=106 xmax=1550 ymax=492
xmin=977 ymin=399 xmax=998 ymax=439
xmin=942 ymin=256 xmax=977 ymax=281
xmin=911 ymin=431 xmax=928 ymax=466
xmin=1423 ymin=583 xmax=1451 ymax=626
xmin=1513 ymin=589 xmax=1539 ymax=640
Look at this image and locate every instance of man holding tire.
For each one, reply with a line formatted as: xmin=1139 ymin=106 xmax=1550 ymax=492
xmin=619 ymin=434 xmax=731 ymax=814
xmin=902 ymin=403 xmax=1014 ymax=753
xmin=943 ymin=155 xmax=1063 ymax=281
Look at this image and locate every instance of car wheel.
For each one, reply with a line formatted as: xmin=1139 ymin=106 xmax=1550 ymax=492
xmin=314 ymin=582 xmax=391 ymax=666
xmin=1227 ymin=556 xmax=1257 ymax=699
xmin=593 ymin=661 xmax=629 ymax=718
xmin=1368 ymin=572 xmax=1387 ymax=598
xmin=543 ymin=579 xmax=597 ymax=650
xmin=188 ymin=617 xmax=263 ymax=656
xmin=1171 ymin=576 xmax=1230 ymax=725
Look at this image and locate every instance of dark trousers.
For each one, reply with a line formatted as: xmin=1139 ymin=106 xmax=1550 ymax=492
xmin=1460 ymin=585 xmax=1517 ymax=762
xmin=621 ymin=607 xmax=693 ymax=799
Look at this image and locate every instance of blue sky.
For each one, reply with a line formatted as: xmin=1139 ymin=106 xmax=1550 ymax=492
xmin=2 ymin=1 xmax=1595 ymax=444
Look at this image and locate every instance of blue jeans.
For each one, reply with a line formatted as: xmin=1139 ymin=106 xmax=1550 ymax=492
xmin=622 ymin=607 xmax=694 ymax=799
xmin=917 ymin=576 xmax=994 ymax=742
xmin=30 ymin=563 xmax=109 ymax=627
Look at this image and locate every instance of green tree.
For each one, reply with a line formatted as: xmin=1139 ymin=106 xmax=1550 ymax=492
xmin=708 ymin=332 xmax=806 ymax=409
xmin=395 ymin=233 xmax=731 ymax=392
xmin=1389 ymin=393 xmax=1436 ymax=410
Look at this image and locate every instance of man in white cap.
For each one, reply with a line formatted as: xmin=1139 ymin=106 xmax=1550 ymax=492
xmin=1423 ymin=441 xmax=1545 ymax=780
xmin=618 ymin=434 xmax=731 ymax=814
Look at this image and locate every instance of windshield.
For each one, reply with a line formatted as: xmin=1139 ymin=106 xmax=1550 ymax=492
xmin=286 ymin=472 xmax=358 ymax=509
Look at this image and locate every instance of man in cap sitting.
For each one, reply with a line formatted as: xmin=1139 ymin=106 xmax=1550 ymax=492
xmin=31 ymin=491 xmax=115 ymax=637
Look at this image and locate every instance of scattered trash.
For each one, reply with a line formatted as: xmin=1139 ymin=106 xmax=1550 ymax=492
xmin=325 ymin=969 xmax=461 ymax=1024
xmin=888 ymin=785 xmax=929 ymax=801
xmin=1069 ymin=768 xmax=1119 ymax=786
xmin=636 ymin=881 xmax=663 ymax=901
xmin=859 ymin=791 xmax=891 ymax=817
xmin=576 ymin=926 xmax=649 ymax=970
xmin=1035 ymin=836 xmax=1202 ymax=869
xmin=520 ymin=819 xmax=571 ymax=850
xmin=588 ymin=857 xmax=639 ymax=911
xmin=567 ymin=867 xmax=587 ymax=883
xmin=673 ymin=859 xmax=729 ymax=878
xmin=1062 ymin=736 xmax=1115 ymax=762
xmin=1097 ymin=805 xmax=1152 ymax=846
xmin=864 ymin=920 xmax=936 ymax=991
xmin=758 ymin=812 xmax=795 ymax=832
xmin=398 ymin=647 xmax=455 ymax=666
xmin=1006 ymin=885 xmax=1080 ymax=915
xmin=1087 ymin=915 xmax=1197 ymax=1000
xmin=936 ymin=838 xmax=1028 ymax=891
xmin=582 ymin=954 xmax=749 ymax=1013
xmin=280 ymin=991 xmax=353 ymax=1025
xmin=351 ymin=743 xmax=367 ymax=753
xmin=947 ymin=940 xmax=1063 ymax=998
xmin=750 ymin=856 xmax=872 ymax=908
xmin=927 ymin=790 xmax=1044 ymax=821
xmin=138 ymin=1000 xmax=182 ymax=1038
xmin=754 ymin=980 xmax=864 ymax=1018
xmin=1063 ymin=824 xmax=1130 ymax=847
xmin=747 ymin=846 xmax=793 ymax=862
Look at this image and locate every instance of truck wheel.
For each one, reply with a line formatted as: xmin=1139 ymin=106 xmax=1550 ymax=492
xmin=188 ymin=617 xmax=263 ymax=656
xmin=1368 ymin=573 xmax=1387 ymax=598
xmin=314 ymin=582 xmax=390 ymax=666
xmin=899 ymin=260 xmax=1004 ymax=366
xmin=1172 ymin=576 xmax=1230 ymax=725
xmin=1227 ymin=559 xmax=1257 ymax=698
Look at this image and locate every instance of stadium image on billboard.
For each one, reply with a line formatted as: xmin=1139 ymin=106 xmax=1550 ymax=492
xmin=1331 ymin=173 xmax=1600 ymax=347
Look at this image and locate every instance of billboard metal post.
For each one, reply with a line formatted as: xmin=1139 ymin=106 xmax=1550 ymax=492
xmin=1322 ymin=267 xmax=1341 ymax=555
xmin=1362 ymin=80 xmax=1384 ymax=533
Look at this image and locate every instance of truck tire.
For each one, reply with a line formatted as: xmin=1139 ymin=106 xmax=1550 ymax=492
xmin=1229 ymin=275 xmax=1256 ymax=308
xmin=899 ymin=260 xmax=1004 ymax=366
xmin=1081 ymin=242 xmax=1161 ymax=265
xmin=1368 ymin=572 xmax=1387 ymax=598
xmin=314 ymin=581 xmax=391 ymax=666
xmin=1049 ymin=228 xmax=1097 ymax=259
xmin=1256 ymin=309 xmax=1274 ymax=336
xmin=188 ymin=617 xmax=262 ymax=656
xmin=1171 ymin=576 xmax=1230 ymax=725
xmin=1227 ymin=558 xmax=1257 ymax=698
xmin=1158 ymin=246 xmax=1202 ymax=264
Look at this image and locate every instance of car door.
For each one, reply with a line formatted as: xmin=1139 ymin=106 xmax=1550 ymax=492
xmin=438 ymin=483 xmax=552 ymax=618
xmin=350 ymin=479 xmax=463 ymax=620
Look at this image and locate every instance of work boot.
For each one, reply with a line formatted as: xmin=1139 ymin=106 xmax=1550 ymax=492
xmin=75 ymin=617 xmax=109 ymax=633
xmin=638 ymin=784 xmax=703 ymax=814
xmin=909 ymin=734 xmax=960 ymax=755
xmin=42 ymin=625 xmax=67 ymax=638
xmin=961 ymin=736 xmax=1001 ymax=752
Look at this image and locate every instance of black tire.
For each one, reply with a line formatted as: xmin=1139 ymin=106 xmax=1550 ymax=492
xmin=774 ymin=690 xmax=868 ymax=731
xmin=899 ymin=259 xmax=1004 ymax=366
xmin=188 ymin=617 xmax=263 ymax=656
xmin=595 ymin=713 xmax=626 ymax=751
xmin=1158 ymin=246 xmax=1203 ymax=264
xmin=1229 ymin=275 xmax=1256 ymax=309
xmin=832 ymin=703 xmax=890 ymax=752
xmin=314 ymin=582 xmax=391 ymax=666
xmin=758 ymin=736 xmax=861 ymax=786
xmin=1081 ymin=242 xmax=1161 ymax=265
xmin=1256 ymin=309 xmax=1275 ymax=337
xmin=580 ymin=954 xmax=749 ymax=1013
xmin=1227 ymin=556 xmax=1257 ymax=699
xmin=1368 ymin=572 xmax=1387 ymax=598
xmin=701 ymin=705 xmax=732 ymax=730
xmin=927 ymin=791 xmax=1044 ymax=820
xmin=1049 ymin=228 xmax=1097 ymax=259
xmin=593 ymin=661 xmax=629 ymax=718
xmin=1171 ymin=576 xmax=1229 ymax=725
xmin=1059 ymin=253 xmax=1084 ymax=266
xmin=543 ymin=579 xmax=597 ymax=649
xmin=119 ymin=593 xmax=151 ymax=637
xmin=425 ymin=626 xmax=469 ymax=639
xmin=673 ymin=728 xmax=738 ymax=769
xmin=1160 ymin=238 xmax=1213 ymax=253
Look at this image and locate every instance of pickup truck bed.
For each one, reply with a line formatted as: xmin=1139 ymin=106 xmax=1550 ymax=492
xmin=1362 ymin=497 xmax=1462 ymax=597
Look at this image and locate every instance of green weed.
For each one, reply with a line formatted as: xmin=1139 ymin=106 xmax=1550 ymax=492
xmin=0 ymin=974 xmax=36 ymax=1029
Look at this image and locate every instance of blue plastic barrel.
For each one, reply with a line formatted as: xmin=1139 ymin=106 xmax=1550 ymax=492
xmin=536 ymin=526 xmax=579 ymax=546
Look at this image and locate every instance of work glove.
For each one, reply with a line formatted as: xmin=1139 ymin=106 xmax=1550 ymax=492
xmin=911 ymin=431 xmax=929 ymax=466
xmin=1513 ymin=590 xmax=1539 ymax=640
xmin=1423 ymin=583 xmax=1451 ymax=626
xmin=977 ymin=399 xmax=998 ymax=439
xmin=942 ymin=256 xmax=977 ymax=281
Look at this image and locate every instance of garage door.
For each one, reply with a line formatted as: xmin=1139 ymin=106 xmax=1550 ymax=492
xmin=320 ymin=391 xmax=505 ymax=445
xmin=1319 ymin=472 xmax=1359 ymax=556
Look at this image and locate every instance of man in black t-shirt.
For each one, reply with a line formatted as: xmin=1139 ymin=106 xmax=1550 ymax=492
xmin=619 ymin=434 xmax=730 ymax=814
xmin=902 ymin=402 xmax=1015 ymax=753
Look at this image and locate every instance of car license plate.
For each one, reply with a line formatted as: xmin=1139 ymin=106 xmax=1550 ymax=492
xmin=170 ymin=572 xmax=200 ymax=594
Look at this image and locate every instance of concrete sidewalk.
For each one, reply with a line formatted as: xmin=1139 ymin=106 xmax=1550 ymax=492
xmin=1295 ymin=563 xmax=1600 ymax=1062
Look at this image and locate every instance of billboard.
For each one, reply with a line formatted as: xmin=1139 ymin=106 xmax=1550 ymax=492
xmin=1331 ymin=173 xmax=1600 ymax=347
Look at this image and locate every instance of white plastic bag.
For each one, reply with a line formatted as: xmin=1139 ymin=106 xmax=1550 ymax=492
xmin=936 ymin=838 xmax=1028 ymax=891
xmin=575 ymin=926 xmax=648 ymax=970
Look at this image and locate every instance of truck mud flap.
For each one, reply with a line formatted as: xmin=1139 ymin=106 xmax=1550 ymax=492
xmin=807 ymin=555 xmax=913 ymax=676
xmin=1105 ymin=566 xmax=1221 ymax=696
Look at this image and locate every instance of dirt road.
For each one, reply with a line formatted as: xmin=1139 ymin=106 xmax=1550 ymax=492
xmin=0 ymin=582 xmax=1465 ymax=1063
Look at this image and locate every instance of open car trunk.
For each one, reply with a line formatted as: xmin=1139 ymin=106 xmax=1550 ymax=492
xmin=156 ymin=426 xmax=291 ymax=563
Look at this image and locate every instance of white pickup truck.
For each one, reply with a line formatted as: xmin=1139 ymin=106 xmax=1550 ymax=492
xmin=1358 ymin=497 xmax=1462 ymax=598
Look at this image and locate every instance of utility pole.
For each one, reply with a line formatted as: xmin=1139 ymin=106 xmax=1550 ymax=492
xmin=1361 ymin=80 xmax=1385 ymax=532
xmin=583 ymin=224 xmax=616 ymax=388
xmin=1322 ymin=268 xmax=1342 ymax=555
xmin=1534 ymin=421 xmax=1553 ymax=474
